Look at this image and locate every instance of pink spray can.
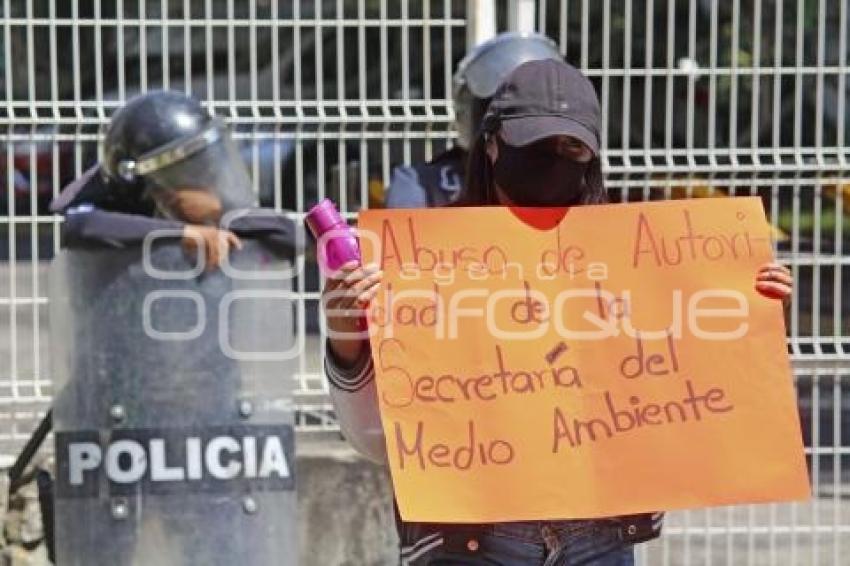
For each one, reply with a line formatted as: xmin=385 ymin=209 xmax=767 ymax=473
xmin=305 ymin=198 xmax=361 ymax=275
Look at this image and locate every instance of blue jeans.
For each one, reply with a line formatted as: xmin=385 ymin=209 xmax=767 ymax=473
xmin=401 ymin=519 xmax=634 ymax=565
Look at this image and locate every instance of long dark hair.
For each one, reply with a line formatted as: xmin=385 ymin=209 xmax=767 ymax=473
xmin=453 ymin=127 xmax=609 ymax=207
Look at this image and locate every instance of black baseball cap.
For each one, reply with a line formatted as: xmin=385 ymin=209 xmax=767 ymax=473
xmin=483 ymin=59 xmax=601 ymax=154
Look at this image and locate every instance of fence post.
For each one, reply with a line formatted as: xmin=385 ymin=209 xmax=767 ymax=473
xmin=467 ymin=0 xmax=497 ymax=48
xmin=507 ymin=0 xmax=537 ymax=33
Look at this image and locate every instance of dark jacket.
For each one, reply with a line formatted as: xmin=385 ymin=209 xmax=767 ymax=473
xmin=386 ymin=148 xmax=467 ymax=209
xmin=50 ymin=165 xmax=301 ymax=254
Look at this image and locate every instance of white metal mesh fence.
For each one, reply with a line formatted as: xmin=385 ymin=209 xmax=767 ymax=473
xmin=0 ymin=0 xmax=847 ymax=563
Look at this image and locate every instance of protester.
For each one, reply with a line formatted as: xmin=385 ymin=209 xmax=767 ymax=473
xmin=322 ymin=59 xmax=793 ymax=565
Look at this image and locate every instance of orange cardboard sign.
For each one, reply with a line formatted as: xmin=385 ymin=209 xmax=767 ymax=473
xmin=357 ymin=197 xmax=810 ymax=523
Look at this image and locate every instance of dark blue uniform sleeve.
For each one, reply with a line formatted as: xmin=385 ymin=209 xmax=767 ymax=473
xmin=386 ymin=165 xmax=429 ymax=208
xmin=225 ymin=210 xmax=303 ymax=255
xmin=49 ymin=165 xmax=102 ymax=214
xmin=62 ymin=205 xmax=184 ymax=248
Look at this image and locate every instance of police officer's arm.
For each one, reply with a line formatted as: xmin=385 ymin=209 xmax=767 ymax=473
xmin=62 ymin=205 xmax=185 ymax=247
xmin=53 ymin=166 xmax=185 ymax=247
xmin=224 ymin=209 xmax=304 ymax=256
xmin=385 ymin=165 xmax=429 ymax=208
xmin=62 ymin=205 xmax=242 ymax=272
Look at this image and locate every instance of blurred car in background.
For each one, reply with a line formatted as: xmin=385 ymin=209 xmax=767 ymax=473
xmin=0 ymin=128 xmax=75 ymax=216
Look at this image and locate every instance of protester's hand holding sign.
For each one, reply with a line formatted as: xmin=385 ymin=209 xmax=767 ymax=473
xmin=755 ymin=262 xmax=793 ymax=303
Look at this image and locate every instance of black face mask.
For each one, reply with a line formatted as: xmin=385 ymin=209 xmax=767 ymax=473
xmin=491 ymin=137 xmax=589 ymax=206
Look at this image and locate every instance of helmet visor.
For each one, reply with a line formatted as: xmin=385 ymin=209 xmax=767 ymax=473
xmin=140 ymin=121 xmax=256 ymax=221
xmin=455 ymin=33 xmax=562 ymax=99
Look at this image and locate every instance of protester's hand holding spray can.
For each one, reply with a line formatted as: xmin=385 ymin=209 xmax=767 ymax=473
xmin=305 ymin=198 xmax=362 ymax=274
xmin=307 ymin=199 xmax=380 ymax=340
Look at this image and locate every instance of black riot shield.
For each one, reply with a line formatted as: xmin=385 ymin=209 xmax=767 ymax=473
xmin=49 ymin=239 xmax=298 ymax=566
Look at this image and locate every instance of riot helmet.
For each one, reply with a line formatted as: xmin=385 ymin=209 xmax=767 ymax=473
xmin=452 ymin=32 xmax=562 ymax=149
xmin=102 ymin=90 xmax=256 ymax=223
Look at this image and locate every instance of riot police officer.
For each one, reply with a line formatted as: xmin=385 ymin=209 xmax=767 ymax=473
xmin=51 ymin=90 xmax=299 ymax=267
xmin=48 ymin=90 xmax=300 ymax=565
xmin=385 ymin=32 xmax=562 ymax=208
